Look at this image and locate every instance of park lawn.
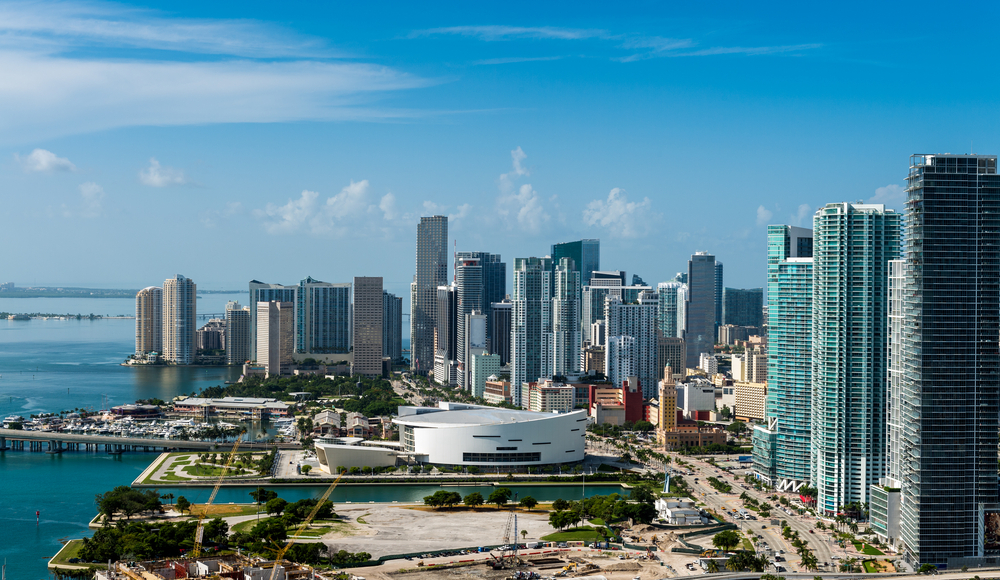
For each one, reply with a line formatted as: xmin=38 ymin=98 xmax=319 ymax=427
xmin=589 ymin=518 xmax=606 ymax=526
xmin=741 ymin=538 xmax=754 ymax=551
xmin=189 ymin=504 xmax=261 ymax=517
xmin=182 ymin=464 xmax=254 ymax=478
xmin=863 ymin=560 xmax=879 ymax=573
xmin=49 ymin=539 xmax=102 ymax=569
xmin=541 ymin=526 xmax=603 ymax=543
xmin=862 ymin=544 xmax=884 ymax=556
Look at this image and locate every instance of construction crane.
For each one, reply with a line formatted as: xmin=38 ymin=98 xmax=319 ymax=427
xmin=490 ymin=510 xmax=519 ymax=570
xmin=191 ymin=432 xmax=245 ymax=558
xmin=268 ymin=470 xmax=346 ymax=580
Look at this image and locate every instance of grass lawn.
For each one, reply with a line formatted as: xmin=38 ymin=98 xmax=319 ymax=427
xmin=189 ymin=504 xmax=261 ymax=517
xmin=589 ymin=518 xmax=606 ymax=526
xmin=541 ymin=526 xmax=603 ymax=543
xmin=49 ymin=539 xmax=95 ymax=569
xmin=741 ymin=538 xmax=754 ymax=551
xmin=862 ymin=544 xmax=884 ymax=556
xmin=863 ymin=560 xmax=878 ymax=573
xmin=182 ymin=464 xmax=254 ymax=477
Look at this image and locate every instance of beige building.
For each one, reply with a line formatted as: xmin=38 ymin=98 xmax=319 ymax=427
xmin=658 ymin=336 xmax=685 ymax=381
xmin=352 ymin=276 xmax=384 ymax=377
xmin=584 ymin=345 xmax=605 ymax=374
xmin=521 ymin=380 xmax=574 ymax=413
xmin=135 ymin=286 xmax=162 ymax=355
xmin=162 ymin=275 xmax=196 ymax=364
xmin=257 ymin=301 xmax=293 ymax=377
xmin=734 ymin=381 xmax=767 ymax=421
xmin=484 ymin=378 xmax=512 ymax=405
xmin=732 ymin=347 xmax=767 ymax=383
xmin=656 ymin=366 xmax=678 ymax=446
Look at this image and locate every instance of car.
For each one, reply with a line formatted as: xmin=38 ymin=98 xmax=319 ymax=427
xmin=809 ymin=529 xmax=814 ymax=533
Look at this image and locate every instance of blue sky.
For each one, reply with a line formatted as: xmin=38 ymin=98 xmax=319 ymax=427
xmin=2 ymin=0 xmax=998 ymax=301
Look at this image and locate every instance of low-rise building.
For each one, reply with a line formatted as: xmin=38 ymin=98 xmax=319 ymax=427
xmin=522 ymin=380 xmax=575 ymax=413
xmin=588 ymin=377 xmax=644 ymax=425
xmin=483 ymin=377 xmax=512 ymax=405
xmin=678 ymin=382 xmax=715 ymax=421
xmin=654 ymin=497 xmax=707 ymax=525
xmin=172 ymin=396 xmax=289 ymax=418
xmin=313 ymin=409 xmax=341 ymax=436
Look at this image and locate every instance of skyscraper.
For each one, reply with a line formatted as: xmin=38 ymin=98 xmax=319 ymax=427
xmin=752 ymin=226 xmax=812 ymax=491
xmin=434 ymin=284 xmax=457 ymax=385
xmin=257 ymin=301 xmax=293 ymax=377
xmin=383 ymin=290 xmax=402 ymax=363
xmin=605 ymin=290 xmax=658 ymax=398
xmin=810 ymin=203 xmax=899 ymax=515
xmin=455 ymin=255 xmax=483 ymax=388
xmin=249 ymin=280 xmax=297 ymax=359
xmin=714 ymin=260 xmax=724 ymax=331
xmin=582 ymin=276 xmax=651 ymax=344
xmin=352 ymin=277 xmax=384 ymax=377
xmin=456 ymin=251 xmax=506 ymax=335
xmin=162 ymin=275 xmax=196 ymax=364
xmin=656 ymin=281 xmax=684 ymax=338
xmin=684 ymin=252 xmax=716 ymax=369
xmin=511 ymin=256 xmax=552 ymax=406
xmin=722 ymin=288 xmax=764 ymax=328
xmin=296 ymin=277 xmax=351 ymax=354
xmin=135 ymin=286 xmax=162 ymax=355
xmin=225 ymin=301 xmax=251 ymax=365
xmin=489 ymin=300 xmax=512 ymax=365
xmin=547 ymin=257 xmax=581 ymax=378
xmin=550 ymin=239 xmax=600 ymax=288
xmin=872 ymin=154 xmax=1000 ymax=567
xmin=412 ymin=215 xmax=448 ymax=374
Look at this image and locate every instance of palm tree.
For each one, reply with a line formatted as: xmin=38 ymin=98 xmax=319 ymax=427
xmin=849 ymin=522 xmax=859 ymax=534
xmin=750 ymin=554 xmax=770 ymax=572
xmin=706 ymin=560 xmax=720 ymax=573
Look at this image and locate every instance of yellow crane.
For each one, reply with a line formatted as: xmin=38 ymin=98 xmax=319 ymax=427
xmin=268 ymin=470 xmax=346 ymax=580
xmin=191 ymin=433 xmax=246 ymax=558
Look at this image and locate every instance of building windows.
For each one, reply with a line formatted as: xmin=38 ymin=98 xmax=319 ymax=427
xmin=462 ymin=452 xmax=541 ymax=462
xmin=497 ymin=446 xmax=518 ymax=451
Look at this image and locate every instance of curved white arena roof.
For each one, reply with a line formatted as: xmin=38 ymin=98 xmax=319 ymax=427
xmin=393 ymin=404 xmax=585 ymax=429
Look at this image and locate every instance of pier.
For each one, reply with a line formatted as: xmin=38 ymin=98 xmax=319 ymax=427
xmin=0 ymin=428 xmax=248 ymax=452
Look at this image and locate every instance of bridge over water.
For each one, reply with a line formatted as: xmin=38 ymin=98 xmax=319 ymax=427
xmin=0 ymin=428 xmax=284 ymax=453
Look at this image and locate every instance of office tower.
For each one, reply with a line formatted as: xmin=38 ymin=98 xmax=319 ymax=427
xmin=604 ymin=290 xmax=658 ymax=397
xmin=582 ymin=276 xmax=651 ymax=343
xmin=162 ymin=275 xmax=196 ymax=364
xmin=297 ymin=277 xmax=351 ymax=354
xmin=412 ymin=215 xmax=448 ymax=374
xmin=657 ymin=336 xmax=684 ymax=380
xmin=722 ymin=288 xmax=764 ymax=328
xmin=550 ymin=239 xmax=600 ymax=288
xmin=225 ymin=301 xmax=251 ymax=365
xmin=810 ymin=203 xmax=899 ymax=515
xmin=257 ymin=301 xmax=293 ymax=376
xmin=511 ymin=256 xmax=552 ymax=406
xmin=489 ymin=300 xmax=512 ymax=365
xmin=873 ymin=154 xmax=1000 ymax=567
xmin=714 ymin=261 xmax=724 ymax=331
xmin=454 ymin=255 xmax=483 ymax=388
xmin=433 ymin=284 xmax=457 ymax=385
xmin=135 ymin=286 xmax=162 ymax=355
xmin=249 ymin=280 xmax=297 ymax=359
xmin=469 ymin=351 xmax=500 ymax=399
xmin=657 ymin=281 xmax=684 ymax=338
xmin=545 ymin=257 xmax=581 ymax=378
xmin=684 ymin=252 xmax=717 ymax=368
xmin=383 ymin=291 xmax=402 ymax=363
xmin=591 ymin=270 xmax=626 ymax=285
xmin=352 ymin=277 xmax=383 ymax=377
xmin=456 ymin=251 xmax=506 ymax=339
xmin=752 ymin=225 xmax=813 ymax=490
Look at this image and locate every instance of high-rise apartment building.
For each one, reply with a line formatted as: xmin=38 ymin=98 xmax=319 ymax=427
xmin=456 ymin=251 xmax=506 ymax=343
xmin=714 ymin=260 xmax=724 ymax=331
xmin=352 ymin=277 xmax=383 ymax=377
xmin=383 ymin=291 xmax=402 ymax=363
xmin=605 ymin=290 xmax=658 ymax=398
xmin=454 ymin=255 xmax=483 ymax=388
xmin=249 ymin=280 xmax=297 ymax=359
xmin=550 ymin=239 xmax=600 ymax=290
xmin=489 ymin=300 xmax=512 ymax=365
xmin=684 ymin=252 xmax=717 ymax=368
xmin=511 ymin=256 xmax=552 ymax=407
xmin=463 ymin=311 xmax=488 ymax=388
xmin=547 ymin=257 xmax=581 ymax=378
xmin=870 ymin=154 xmax=1000 ymax=568
xmin=434 ymin=284 xmax=457 ymax=385
xmin=656 ymin=281 xmax=684 ymax=338
xmin=256 ymin=301 xmax=293 ymax=377
xmin=722 ymin=288 xmax=764 ymax=328
xmin=752 ymin=226 xmax=813 ymax=491
xmin=582 ymin=279 xmax=651 ymax=343
xmin=412 ymin=216 xmax=448 ymax=374
xmin=135 ymin=286 xmax=162 ymax=355
xmin=225 ymin=301 xmax=251 ymax=365
xmin=810 ymin=203 xmax=899 ymax=515
xmin=162 ymin=275 xmax=196 ymax=365
xmin=296 ymin=277 xmax=351 ymax=354
xmin=657 ymin=336 xmax=685 ymax=381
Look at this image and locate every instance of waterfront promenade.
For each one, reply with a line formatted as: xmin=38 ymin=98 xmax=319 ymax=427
xmin=0 ymin=427 xmax=265 ymax=452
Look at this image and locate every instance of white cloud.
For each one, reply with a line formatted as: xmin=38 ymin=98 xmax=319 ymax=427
xmin=15 ymin=148 xmax=75 ymax=172
xmin=139 ymin=158 xmax=187 ymax=187
xmin=869 ymin=183 xmax=906 ymax=208
xmin=791 ymin=203 xmax=813 ymax=227
xmin=582 ymin=188 xmax=657 ymax=238
xmin=473 ymin=56 xmax=563 ymax=65
xmin=450 ymin=203 xmax=472 ymax=221
xmin=413 ymin=26 xmax=607 ymax=41
xmin=494 ymin=147 xmax=553 ymax=233
xmin=379 ymin=193 xmax=398 ymax=220
xmin=78 ymin=182 xmax=104 ymax=218
xmin=256 ymin=190 xmax=319 ymax=234
xmin=201 ymin=201 xmax=243 ymax=227
xmin=255 ymin=180 xmax=375 ymax=236
xmin=756 ymin=205 xmax=773 ymax=226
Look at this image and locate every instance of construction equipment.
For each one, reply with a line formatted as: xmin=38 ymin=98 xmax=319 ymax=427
xmin=191 ymin=433 xmax=245 ymax=558
xmin=268 ymin=470 xmax=346 ymax=580
xmin=490 ymin=511 xmax=520 ymax=569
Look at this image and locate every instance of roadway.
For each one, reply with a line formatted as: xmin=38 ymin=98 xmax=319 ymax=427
xmin=0 ymin=427 xmax=273 ymax=451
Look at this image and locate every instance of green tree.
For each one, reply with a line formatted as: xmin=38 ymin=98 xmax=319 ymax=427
xmin=706 ymin=560 xmax=720 ymax=573
xmin=919 ymin=564 xmax=937 ymax=575
xmin=301 ymin=465 xmax=312 ymax=475
xmin=726 ymin=420 xmax=747 ymax=437
xmin=249 ymin=489 xmax=278 ymax=505
xmin=488 ymin=487 xmax=513 ymax=509
xmin=519 ymin=496 xmax=538 ymax=510
xmin=175 ymin=496 xmax=190 ymax=515
xmin=712 ymin=529 xmax=740 ymax=551
xmin=552 ymin=498 xmax=570 ymax=511
xmin=464 ymin=492 xmax=484 ymax=508
xmin=266 ymin=497 xmax=288 ymax=515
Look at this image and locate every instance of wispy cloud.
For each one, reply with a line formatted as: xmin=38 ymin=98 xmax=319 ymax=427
xmin=473 ymin=56 xmax=564 ymax=65
xmin=617 ymin=37 xmax=820 ymax=61
xmin=15 ymin=148 xmax=75 ymax=172
xmin=582 ymin=188 xmax=659 ymax=238
xmin=59 ymin=181 xmax=104 ymax=219
xmin=413 ymin=26 xmax=607 ymax=41
xmin=791 ymin=203 xmax=813 ymax=227
xmin=756 ymin=205 xmax=773 ymax=226
xmin=139 ymin=158 xmax=188 ymax=187
xmin=494 ymin=147 xmax=554 ymax=234
xmin=869 ymin=183 xmax=906 ymax=209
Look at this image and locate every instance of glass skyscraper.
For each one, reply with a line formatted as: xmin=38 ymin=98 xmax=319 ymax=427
xmin=511 ymin=256 xmax=552 ymax=407
xmin=722 ymin=287 xmax=763 ymax=328
xmin=810 ymin=203 xmax=899 ymax=515
xmin=752 ymin=226 xmax=812 ymax=490
xmin=657 ymin=281 xmax=684 ymax=338
xmin=296 ymin=277 xmax=351 ymax=354
xmin=684 ymin=252 xmax=716 ymax=368
xmin=412 ymin=215 xmax=448 ymax=374
xmin=551 ymin=239 xmax=600 ymax=288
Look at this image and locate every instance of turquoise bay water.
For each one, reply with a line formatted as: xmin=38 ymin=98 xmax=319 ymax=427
xmin=0 ymin=296 xmax=555 ymax=580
